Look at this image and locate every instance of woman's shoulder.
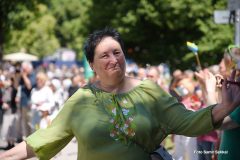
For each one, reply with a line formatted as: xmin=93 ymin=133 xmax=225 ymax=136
xmin=129 ymin=78 xmax=160 ymax=89
xmin=135 ymin=78 xmax=171 ymax=97
xmin=73 ymin=85 xmax=95 ymax=97
xmin=67 ymin=85 xmax=95 ymax=104
xmin=125 ymin=77 xmax=164 ymax=94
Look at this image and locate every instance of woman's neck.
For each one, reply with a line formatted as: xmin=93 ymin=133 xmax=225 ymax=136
xmin=97 ymin=77 xmax=127 ymax=94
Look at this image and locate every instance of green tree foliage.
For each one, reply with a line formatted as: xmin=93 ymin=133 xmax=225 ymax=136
xmin=85 ymin=0 xmax=233 ymax=70
xmin=1 ymin=0 xmax=234 ymax=70
xmin=4 ymin=4 xmax=60 ymax=58
xmin=0 ymin=0 xmax=51 ymax=58
xmin=50 ymin=0 xmax=91 ymax=59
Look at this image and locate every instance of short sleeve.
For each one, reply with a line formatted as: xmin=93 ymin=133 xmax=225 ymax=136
xmin=25 ymin=94 xmax=77 ymax=159
xmin=230 ymin=107 xmax=240 ymax=125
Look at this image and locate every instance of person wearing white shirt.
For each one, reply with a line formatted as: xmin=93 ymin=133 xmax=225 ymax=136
xmin=30 ymin=72 xmax=54 ymax=131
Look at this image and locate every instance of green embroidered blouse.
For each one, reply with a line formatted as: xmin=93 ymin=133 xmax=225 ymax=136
xmin=26 ymin=80 xmax=218 ymax=160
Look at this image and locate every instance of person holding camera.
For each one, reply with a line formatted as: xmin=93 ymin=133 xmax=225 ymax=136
xmin=15 ymin=61 xmax=36 ymax=140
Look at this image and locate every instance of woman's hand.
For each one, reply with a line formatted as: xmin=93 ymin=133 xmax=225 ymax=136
xmin=221 ymin=70 xmax=240 ymax=109
xmin=0 ymin=141 xmax=36 ymax=160
xmin=195 ymin=69 xmax=217 ymax=93
xmin=212 ymin=69 xmax=240 ymax=124
xmin=195 ymin=69 xmax=218 ymax=104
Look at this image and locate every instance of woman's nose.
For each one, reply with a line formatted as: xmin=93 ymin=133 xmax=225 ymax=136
xmin=109 ymin=54 xmax=118 ymax=62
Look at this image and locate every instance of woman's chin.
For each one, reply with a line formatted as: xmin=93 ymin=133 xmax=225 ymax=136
xmin=109 ymin=71 xmax=124 ymax=78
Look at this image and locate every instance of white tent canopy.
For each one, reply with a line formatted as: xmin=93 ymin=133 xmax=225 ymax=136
xmin=3 ymin=52 xmax=39 ymax=61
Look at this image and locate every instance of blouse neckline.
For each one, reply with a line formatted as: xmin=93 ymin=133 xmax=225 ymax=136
xmin=89 ymin=79 xmax=151 ymax=96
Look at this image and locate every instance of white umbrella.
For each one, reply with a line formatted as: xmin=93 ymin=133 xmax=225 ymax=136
xmin=3 ymin=52 xmax=39 ymax=61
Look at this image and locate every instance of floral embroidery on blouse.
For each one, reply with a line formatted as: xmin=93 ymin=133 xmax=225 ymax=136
xmin=105 ymin=97 xmax=136 ymax=144
xmin=91 ymin=85 xmax=137 ymax=145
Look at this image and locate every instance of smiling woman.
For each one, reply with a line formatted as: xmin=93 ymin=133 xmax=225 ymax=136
xmin=1 ymin=27 xmax=240 ymax=160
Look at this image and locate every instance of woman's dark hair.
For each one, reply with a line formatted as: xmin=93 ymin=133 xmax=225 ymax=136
xmin=83 ymin=27 xmax=125 ymax=63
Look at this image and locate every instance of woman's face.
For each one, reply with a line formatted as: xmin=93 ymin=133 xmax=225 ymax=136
xmin=90 ymin=37 xmax=126 ymax=83
xmin=36 ymin=76 xmax=46 ymax=89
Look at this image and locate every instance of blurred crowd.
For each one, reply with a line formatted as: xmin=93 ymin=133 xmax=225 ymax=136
xmin=0 ymin=46 xmax=239 ymax=160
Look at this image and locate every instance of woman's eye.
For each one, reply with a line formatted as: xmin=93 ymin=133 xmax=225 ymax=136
xmin=114 ymin=52 xmax=120 ymax=55
xmin=101 ymin=55 xmax=107 ymax=58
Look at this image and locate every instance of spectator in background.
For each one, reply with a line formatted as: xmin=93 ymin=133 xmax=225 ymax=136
xmin=0 ymin=76 xmax=18 ymax=150
xmin=49 ymin=78 xmax=65 ymax=120
xmin=68 ymin=75 xmax=82 ymax=98
xmin=16 ymin=61 xmax=36 ymax=139
xmin=71 ymin=64 xmax=81 ymax=75
xmin=30 ymin=72 xmax=54 ymax=132
xmin=38 ymin=106 xmax=52 ymax=129
xmin=62 ymin=77 xmax=72 ymax=100
xmin=172 ymin=77 xmax=201 ymax=160
xmin=195 ymin=68 xmax=240 ymax=160
xmin=137 ymin=67 xmax=146 ymax=80
xmin=169 ymin=69 xmax=184 ymax=101
xmin=158 ymin=64 xmax=171 ymax=90
xmin=146 ymin=66 xmax=160 ymax=84
xmin=147 ymin=66 xmax=168 ymax=91
xmin=127 ymin=71 xmax=138 ymax=78
xmin=0 ymin=69 xmax=4 ymax=129
xmin=195 ymin=47 xmax=240 ymax=160
xmin=195 ymin=69 xmax=219 ymax=160
xmin=172 ymin=69 xmax=183 ymax=80
xmin=184 ymin=69 xmax=195 ymax=80
xmin=46 ymin=63 xmax=56 ymax=80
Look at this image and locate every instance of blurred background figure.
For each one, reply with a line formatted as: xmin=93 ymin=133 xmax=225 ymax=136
xmin=172 ymin=76 xmax=201 ymax=160
xmin=49 ymin=78 xmax=65 ymax=120
xmin=68 ymin=74 xmax=82 ymax=98
xmin=194 ymin=45 xmax=240 ymax=160
xmin=194 ymin=69 xmax=219 ymax=160
xmin=137 ymin=67 xmax=146 ymax=80
xmin=146 ymin=66 xmax=168 ymax=91
xmin=30 ymin=72 xmax=54 ymax=131
xmin=16 ymin=61 xmax=36 ymax=139
xmin=0 ymin=69 xmax=4 ymax=131
xmin=146 ymin=66 xmax=160 ymax=84
xmin=0 ymin=76 xmax=18 ymax=150
xmin=218 ymin=46 xmax=240 ymax=160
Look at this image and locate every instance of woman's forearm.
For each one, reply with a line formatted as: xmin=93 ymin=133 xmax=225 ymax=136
xmin=0 ymin=141 xmax=35 ymax=160
xmin=212 ymin=103 xmax=234 ymax=125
